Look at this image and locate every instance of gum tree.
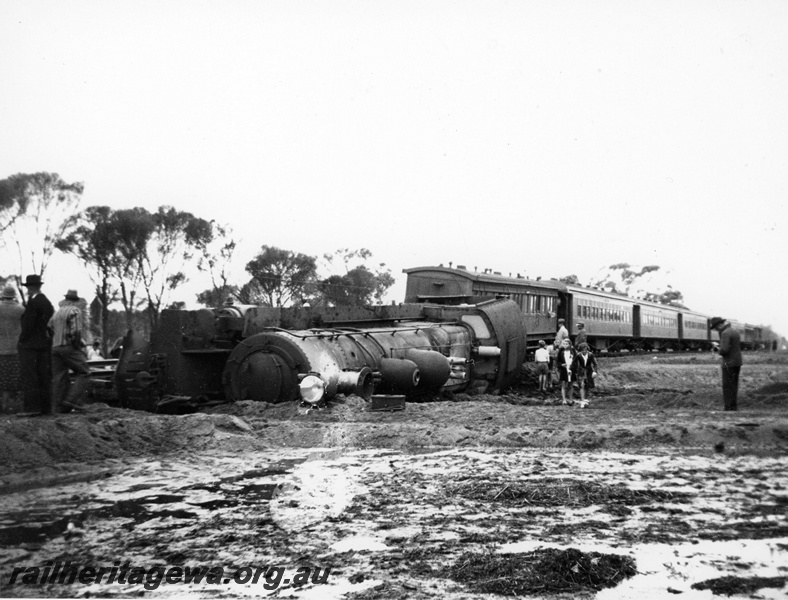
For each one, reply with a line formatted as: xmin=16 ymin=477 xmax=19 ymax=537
xmin=0 ymin=172 xmax=84 ymax=302
xmin=318 ymin=248 xmax=395 ymax=306
xmin=195 ymin=222 xmax=238 ymax=307
xmin=139 ymin=206 xmax=213 ymax=328
xmin=245 ymin=246 xmax=318 ymax=307
xmin=56 ymin=205 xmax=123 ymax=351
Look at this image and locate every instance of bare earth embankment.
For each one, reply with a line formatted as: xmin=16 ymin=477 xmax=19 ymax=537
xmin=0 ymin=352 xmax=786 ymax=598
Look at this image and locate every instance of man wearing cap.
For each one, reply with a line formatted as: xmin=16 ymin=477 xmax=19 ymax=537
xmin=554 ymin=318 xmax=569 ymax=349
xmin=17 ymin=274 xmax=55 ymax=414
xmin=49 ymin=289 xmax=91 ymax=412
xmin=551 ymin=318 xmax=569 ymax=386
xmin=709 ymin=317 xmax=742 ymax=411
xmin=574 ymin=322 xmax=588 ymax=349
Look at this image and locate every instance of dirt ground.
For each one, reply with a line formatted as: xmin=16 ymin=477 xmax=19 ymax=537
xmin=0 ymin=352 xmax=786 ymax=598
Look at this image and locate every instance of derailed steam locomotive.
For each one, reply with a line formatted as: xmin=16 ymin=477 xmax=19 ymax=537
xmin=115 ymin=299 xmax=527 ymax=411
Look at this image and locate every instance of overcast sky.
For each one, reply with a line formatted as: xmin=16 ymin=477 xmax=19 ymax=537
xmin=2 ymin=1 xmax=786 ymax=336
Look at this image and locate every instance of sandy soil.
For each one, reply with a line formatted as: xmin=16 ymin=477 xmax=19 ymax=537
xmin=0 ymin=352 xmax=786 ymax=598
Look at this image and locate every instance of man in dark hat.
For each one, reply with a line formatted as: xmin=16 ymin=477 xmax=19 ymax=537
xmin=50 ymin=289 xmax=91 ymax=412
xmin=710 ymin=317 xmax=742 ymax=411
xmin=17 ymin=274 xmax=55 ymax=414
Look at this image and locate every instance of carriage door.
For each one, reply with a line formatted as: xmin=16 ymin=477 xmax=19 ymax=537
xmin=678 ymin=313 xmax=685 ymax=345
xmin=558 ymin=292 xmax=572 ymax=330
xmin=632 ymin=305 xmax=641 ymax=338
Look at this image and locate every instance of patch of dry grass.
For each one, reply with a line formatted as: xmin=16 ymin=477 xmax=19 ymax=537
xmin=451 ymin=477 xmax=691 ymax=508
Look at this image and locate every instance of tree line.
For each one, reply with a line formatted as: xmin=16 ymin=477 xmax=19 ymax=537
xmin=0 ymin=172 xmax=395 ymax=350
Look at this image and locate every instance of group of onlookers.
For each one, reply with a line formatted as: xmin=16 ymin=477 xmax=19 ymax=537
xmin=533 ymin=316 xmax=743 ymax=411
xmin=534 ymin=319 xmax=597 ymax=408
xmin=0 ymin=275 xmax=99 ymax=415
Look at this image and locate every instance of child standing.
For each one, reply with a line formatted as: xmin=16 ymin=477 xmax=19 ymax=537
xmin=534 ymin=340 xmax=550 ymax=393
xmin=571 ymin=342 xmax=598 ymax=408
xmin=555 ymin=338 xmax=576 ymax=405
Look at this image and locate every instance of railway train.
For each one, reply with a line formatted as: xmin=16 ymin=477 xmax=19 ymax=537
xmin=114 ymin=299 xmax=528 ymax=410
xmin=109 ymin=264 xmax=775 ymax=411
xmin=404 ymin=265 xmax=769 ymax=354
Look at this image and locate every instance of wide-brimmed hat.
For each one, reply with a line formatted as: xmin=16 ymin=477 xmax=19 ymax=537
xmin=21 ymin=274 xmax=43 ymax=287
xmin=64 ymin=289 xmax=80 ymax=301
xmin=709 ymin=316 xmax=725 ymax=329
xmin=1 ymin=285 xmax=16 ymax=299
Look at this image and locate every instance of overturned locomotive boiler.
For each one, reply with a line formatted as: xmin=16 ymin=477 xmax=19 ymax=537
xmin=115 ymin=299 xmax=526 ymax=409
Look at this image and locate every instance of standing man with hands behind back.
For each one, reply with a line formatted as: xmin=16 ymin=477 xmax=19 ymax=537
xmin=17 ymin=274 xmax=54 ymax=414
xmin=709 ymin=317 xmax=742 ymax=411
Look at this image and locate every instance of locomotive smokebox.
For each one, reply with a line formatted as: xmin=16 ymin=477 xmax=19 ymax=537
xmin=222 ymin=333 xmax=308 ymax=403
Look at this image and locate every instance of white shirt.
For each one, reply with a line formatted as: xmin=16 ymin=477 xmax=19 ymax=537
xmin=535 ymin=347 xmax=550 ymax=363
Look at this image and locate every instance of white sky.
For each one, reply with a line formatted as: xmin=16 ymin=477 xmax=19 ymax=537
xmin=1 ymin=1 xmax=787 ymax=335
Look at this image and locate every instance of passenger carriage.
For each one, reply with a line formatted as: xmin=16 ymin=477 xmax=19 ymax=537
xmin=404 ymin=266 xmax=728 ymax=356
xmin=404 ymin=265 xmax=560 ymax=352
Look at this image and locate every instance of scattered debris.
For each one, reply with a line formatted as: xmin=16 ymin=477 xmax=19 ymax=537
xmin=690 ymin=575 xmax=786 ymax=596
xmin=448 ymin=547 xmax=637 ymax=595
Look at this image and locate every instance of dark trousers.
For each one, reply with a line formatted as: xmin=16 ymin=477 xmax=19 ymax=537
xmin=18 ymin=347 xmax=53 ymax=414
xmin=52 ymin=345 xmax=91 ymax=410
xmin=722 ymin=365 xmax=741 ymax=411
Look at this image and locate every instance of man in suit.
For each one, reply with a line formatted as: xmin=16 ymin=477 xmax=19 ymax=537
xmin=709 ymin=316 xmax=742 ymax=411
xmin=17 ymin=274 xmax=54 ymax=414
